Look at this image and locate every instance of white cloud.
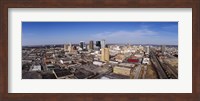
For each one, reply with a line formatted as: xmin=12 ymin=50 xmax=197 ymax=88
xmin=91 ymin=29 xmax=159 ymax=43
xmin=93 ymin=29 xmax=158 ymax=38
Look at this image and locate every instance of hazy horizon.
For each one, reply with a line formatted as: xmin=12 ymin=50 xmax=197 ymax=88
xmin=22 ymin=22 xmax=178 ymax=46
xmin=22 ymin=43 xmax=178 ymax=47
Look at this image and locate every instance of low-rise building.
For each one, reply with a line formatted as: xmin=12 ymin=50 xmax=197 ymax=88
xmin=115 ymin=54 xmax=126 ymax=62
xmin=93 ymin=61 xmax=103 ymax=66
xmin=100 ymin=73 xmax=129 ymax=79
xmin=118 ymin=63 xmax=135 ymax=67
xmin=109 ymin=61 xmax=118 ymax=64
xmin=142 ymin=58 xmax=150 ymax=64
xmin=31 ymin=65 xmax=42 ymax=71
xmin=113 ymin=65 xmax=132 ymax=76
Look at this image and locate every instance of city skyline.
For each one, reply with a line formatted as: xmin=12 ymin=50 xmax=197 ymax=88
xmin=22 ymin=22 xmax=178 ymax=46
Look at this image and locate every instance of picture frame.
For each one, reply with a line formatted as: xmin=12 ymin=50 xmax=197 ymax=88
xmin=0 ymin=0 xmax=199 ymax=101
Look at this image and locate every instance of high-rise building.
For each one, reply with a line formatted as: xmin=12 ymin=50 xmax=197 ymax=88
xmin=68 ymin=43 xmax=72 ymax=52
xmin=96 ymin=41 xmax=101 ymax=48
xmin=101 ymin=48 xmax=110 ymax=62
xmin=80 ymin=41 xmax=86 ymax=49
xmin=80 ymin=41 xmax=84 ymax=49
xmin=161 ymin=45 xmax=166 ymax=54
xmin=145 ymin=46 xmax=149 ymax=55
xmin=89 ymin=40 xmax=94 ymax=50
xmin=64 ymin=44 xmax=68 ymax=51
xmin=101 ymin=39 xmax=105 ymax=48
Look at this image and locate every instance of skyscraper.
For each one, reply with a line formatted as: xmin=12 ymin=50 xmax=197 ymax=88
xmin=96 ymin=41 xmax=101 ymax=48
xmin=64 ymin=44 xmax=68 ymax=51
xmin=101 ymin=39 xmax=105 ymax=49
xmin=89 ymin=40 xmax=94 ymax=50
xmin=101 ymin=48 xmax=110 ymax=62
xmin=68 ymin=43 xmax=72 ymax=52
xmin=161 ymin=45 xmax=166 ymax=54
xmin=145 ymin=46 xmax=149 ymax=55
xmin=80 ymin=41 xmax=86 ymax=49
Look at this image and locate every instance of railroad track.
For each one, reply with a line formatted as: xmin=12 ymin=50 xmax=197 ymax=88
xmin=150 ymin=50 xmax=168 ymax=79
xmin=162 ymin=63 xmax=178 ymax=79
xmin=150 ymin=49 xmax=178 ymax=79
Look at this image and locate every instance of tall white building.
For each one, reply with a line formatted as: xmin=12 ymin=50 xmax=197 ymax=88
xmin=161 ymin=45 xmax=166 ymax=54
xmin=101 ymin=39 xmax=105 ymax=49
xmin=68 ymin=43 xmax=72 ymax=52
xmin=145 ymin=46 xmax=149 ymax=55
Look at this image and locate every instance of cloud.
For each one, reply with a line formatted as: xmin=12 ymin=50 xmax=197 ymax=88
xmin=91 ymin=29 xmax=159 ymax=43
xmin=90 ymin=29 xmax=177 ymax=45
xmin=94 ymin=29 xmax=158 ymax=37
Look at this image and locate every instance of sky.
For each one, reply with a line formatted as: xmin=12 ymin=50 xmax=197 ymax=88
xmin=22 ymin=22 xmax=178 ymax=46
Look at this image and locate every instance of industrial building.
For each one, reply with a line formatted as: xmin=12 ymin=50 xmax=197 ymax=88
xmin=113 ymin=65 xmax=133 ymax=76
